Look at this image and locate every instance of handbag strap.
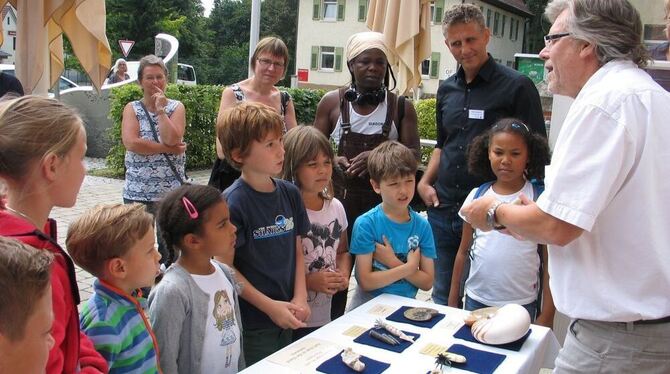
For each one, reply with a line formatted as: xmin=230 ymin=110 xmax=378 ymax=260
xmin=137 ymin=101 xmax=185 ymax=184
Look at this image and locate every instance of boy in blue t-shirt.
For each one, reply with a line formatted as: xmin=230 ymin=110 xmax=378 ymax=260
xmin=217 ymin=102 xmax=310 ymax=366
xmin=348 ymin=141 xmax=436 ymax=310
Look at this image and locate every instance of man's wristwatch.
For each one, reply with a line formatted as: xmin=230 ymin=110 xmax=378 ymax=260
xmin=486 ymin=200 xmax=506 ymax=230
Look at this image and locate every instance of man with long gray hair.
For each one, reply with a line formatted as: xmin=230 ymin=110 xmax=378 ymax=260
xmin=460 ymin=0 xmax=670 ymax=372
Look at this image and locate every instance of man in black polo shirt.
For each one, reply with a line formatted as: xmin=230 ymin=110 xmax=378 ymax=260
xmin=417 ymin=3 xmax=546 ymax=305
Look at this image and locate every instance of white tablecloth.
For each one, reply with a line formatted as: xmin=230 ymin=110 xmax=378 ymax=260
xmin=241 ymin=293 xmax=561 ymax=373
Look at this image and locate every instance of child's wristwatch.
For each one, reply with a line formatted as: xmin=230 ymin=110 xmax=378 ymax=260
xmin=486 ymin=200 xmax=506 ymax=230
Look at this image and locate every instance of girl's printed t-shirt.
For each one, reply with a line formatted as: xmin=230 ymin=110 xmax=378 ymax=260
xmin=191 ymin=261 xmax=241 ymax=374
xmin=459 ymin=180 xmax=540 ymax=306
xmin=303 ymin=198 xmax=348 ymax=328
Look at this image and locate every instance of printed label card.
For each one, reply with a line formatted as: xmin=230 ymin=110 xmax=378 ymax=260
xmin=267 ymin=338 xmax=341 ymax=370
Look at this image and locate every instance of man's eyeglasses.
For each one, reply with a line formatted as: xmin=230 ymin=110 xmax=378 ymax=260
xmin=257 ymin=58 xmax=285 ymax=69
xmin=543 ymin=32 xmax=572 ymax=46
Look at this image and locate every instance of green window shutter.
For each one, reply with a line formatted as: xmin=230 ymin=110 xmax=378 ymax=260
xmin=434 ymin=0 xmax=444 ymax=23
xmin=358 ymin=0 xmax=367 ymax=22
xmin=501 ymin=15 xmax=506 ymax=37
xmin=337 ymin=0 xmax=346 ymax=21
xmin=311 ymin=46 xmax=319 ymax=70
xmin=429 ymin=52 xmax=440 ymax=78
xmin=335 ymin=47 xmax=343 ymax=72
xmin=313 ymin=0 xmax=321 ymax=20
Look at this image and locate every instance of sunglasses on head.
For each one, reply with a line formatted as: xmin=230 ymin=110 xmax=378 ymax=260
xmin=492 ymin=122 xmax=530 ymax=133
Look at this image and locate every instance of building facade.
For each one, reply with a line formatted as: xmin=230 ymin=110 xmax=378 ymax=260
xmin=0 ymin=5 xmax=16 ymax=64
xmin=295 ymin=0 xmax=533 ymax=96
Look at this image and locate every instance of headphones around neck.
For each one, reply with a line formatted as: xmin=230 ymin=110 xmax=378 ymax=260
xmin=343 ymin=85 xmax=387 ymax=106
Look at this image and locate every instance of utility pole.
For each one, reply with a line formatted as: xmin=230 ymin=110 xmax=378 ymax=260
xmin=249 ymin=0 xmax=261 ymax=77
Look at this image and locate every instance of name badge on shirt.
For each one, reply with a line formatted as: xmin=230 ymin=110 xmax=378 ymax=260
xmin=468 ymin=109 xmax=485 ymax=120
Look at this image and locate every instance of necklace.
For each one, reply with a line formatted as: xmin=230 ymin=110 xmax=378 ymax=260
xmin=4 ymin=205 xmax=41 ymax=228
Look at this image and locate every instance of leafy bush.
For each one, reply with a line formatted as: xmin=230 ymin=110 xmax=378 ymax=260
xmin=415 ymin=98 xmax=437 ymax=164
xmin=106 ymin=84 xmax=223 ymax=174
xmin=106 ymin=85 xmax=437 ymax=174
xmin=282 ymin=87 xmax=326 ymax=125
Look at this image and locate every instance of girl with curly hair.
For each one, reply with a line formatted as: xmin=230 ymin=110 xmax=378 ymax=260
xmin=449 ymin=118 xmax=555 ymax=327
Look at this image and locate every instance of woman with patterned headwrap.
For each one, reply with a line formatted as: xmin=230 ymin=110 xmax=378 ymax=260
xmin=313 ymin=32 xmax=420 ymax=318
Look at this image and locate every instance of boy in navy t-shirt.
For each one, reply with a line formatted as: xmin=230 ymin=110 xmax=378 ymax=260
xmin=217 ymin=102 xmax=310 ymax=365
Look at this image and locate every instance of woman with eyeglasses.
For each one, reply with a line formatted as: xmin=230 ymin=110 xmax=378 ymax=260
xmin=209 ymin=37 xmax=297 ymax=192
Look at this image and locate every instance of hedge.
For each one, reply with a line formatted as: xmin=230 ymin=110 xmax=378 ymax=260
xmin=106 ymin=85 xmax=437 ymax=173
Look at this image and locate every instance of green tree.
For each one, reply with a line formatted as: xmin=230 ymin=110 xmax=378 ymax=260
xmin=202 ymin=0 xmax=252 ymax=84
xmin=524 ymin=0 xmax=550 ymax=54
xmin=106 ymin=0 xmax=166 ymax=60
xmin=260 ymin=0 xmax=298 ymax=87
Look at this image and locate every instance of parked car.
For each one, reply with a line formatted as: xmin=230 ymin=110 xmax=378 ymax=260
xmin=0 ymin=64 xmax=79 ymax=92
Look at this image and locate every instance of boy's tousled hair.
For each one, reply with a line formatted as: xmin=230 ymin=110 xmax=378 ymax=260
xmin=217 ymin=101 xmax=284 ymax=170
xmin=467 ymin=117 xmax=550 ymax=181
xmin=281 ymin=125 xmax=334 ymax=199
xmin=66 ymin=203 xmax=154 ymax=277
xmin=157 ymin=184 xmax=226 ymax=261
xmin=0 ymin=237 xmax=53 ymax=341
xmin=0 ymin=95 xmax=83 ymax=182
xmin=368 ymin=140 xmax=418 ymax=183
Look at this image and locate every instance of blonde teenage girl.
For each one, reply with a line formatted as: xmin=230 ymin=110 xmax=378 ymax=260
xmin=0 ymin=95 xmax=107 ymax=373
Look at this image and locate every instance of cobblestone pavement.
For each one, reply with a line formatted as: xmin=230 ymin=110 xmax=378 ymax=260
xmin=55 ymin=159 xmax=431 ymax=305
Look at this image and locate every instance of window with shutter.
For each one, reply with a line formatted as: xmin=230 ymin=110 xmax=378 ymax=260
xmin=430 ymin=52 xmax=440 ymax=79
xmin=335 ymin=47 xmax=343 ymax=71
xmin=516 ymin=19 xmax=520 ymax=41
xmin=311 ymin=46 xmax=319 ymax=70
xmin=323 ymin=0 xmax=337 ymax=20
xmin=501 ymin=15 xmax=506 ymax=38
xmin=337 ymin=0 xmax=346 ymax=21
xmin=421 ymin=59 xmax=430 ymax=76
xmin=320 ymin=46 xmax=336 ymax=70
xmin=358 ymin=0 xmax=368 ymax=22
xmin=434 ymin=0 xmax=444 ymax=23
xmin=313 ymin=0 xmax=321 ymax=20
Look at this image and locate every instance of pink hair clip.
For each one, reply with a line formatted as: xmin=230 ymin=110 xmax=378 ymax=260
xmin=181 ymin=196 xmax=199 ymax=219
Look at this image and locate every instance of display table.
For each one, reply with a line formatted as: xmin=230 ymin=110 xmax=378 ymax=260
xmin=241 ymin=293 xmax=561 ymax=373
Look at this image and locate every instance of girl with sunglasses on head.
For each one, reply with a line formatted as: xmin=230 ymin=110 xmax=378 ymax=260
xmin=450 ymin=118 xmax=555 ymax=327
xmin=209 ymin=36 xmax=297 ymax=192
xmin=148 ymin=184 xmax=244 ymax=373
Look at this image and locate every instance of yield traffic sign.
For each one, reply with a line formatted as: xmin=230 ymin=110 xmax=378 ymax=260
xmin=118 ymin=40 xmax=135 ymax=58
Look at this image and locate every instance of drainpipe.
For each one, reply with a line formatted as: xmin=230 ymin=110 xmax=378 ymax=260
xmin=248 ymin=0 xmax=261 ymax=78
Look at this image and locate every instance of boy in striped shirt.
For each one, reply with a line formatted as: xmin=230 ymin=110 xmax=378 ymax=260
xmin=67 ymin=204 xmax=162 ymax=373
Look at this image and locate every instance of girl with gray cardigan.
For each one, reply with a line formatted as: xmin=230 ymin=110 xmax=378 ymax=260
xmin=149 ymin=185 xmax=245 ymax=373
